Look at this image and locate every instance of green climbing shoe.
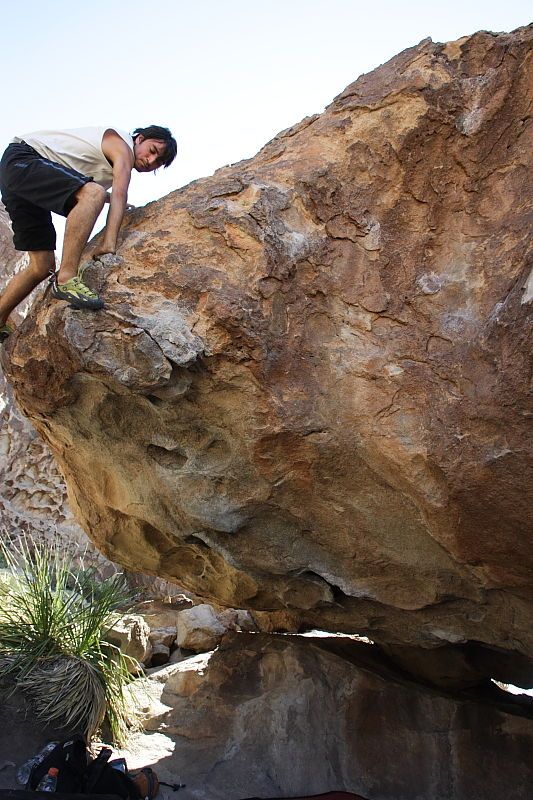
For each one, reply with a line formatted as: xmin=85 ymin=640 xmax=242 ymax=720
xmin=51 ymin=275 xmax=104 ymax=311
xmin=0 ymin=323 xmax=14 ymax=344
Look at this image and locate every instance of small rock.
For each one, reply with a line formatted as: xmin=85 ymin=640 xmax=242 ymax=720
xmin=177 ymin=604 xmax=226 ymax=652
xmin=106 ymin=614 xmax=153 ymax=669
xmin=149 ymin=626 xmax=177 ymax=649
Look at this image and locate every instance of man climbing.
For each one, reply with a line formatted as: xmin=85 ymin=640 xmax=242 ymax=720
xmin=0 ymin=124 xmax=177 ymax=342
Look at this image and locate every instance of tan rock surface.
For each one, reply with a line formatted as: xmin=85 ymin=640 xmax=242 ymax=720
xmin=1 ymin=210 xmax=187 ymax=595
xmin=132 ymin=633 xmax=533 ymax=800
xmin=134 ymin=598 xmax=194 ymax=630
xmin=1 ymin=208 xmax=83 ymax=555
xmin=176 ymin=604 xmax=227 ymax=652
xmin=0 ymin=205 xmax=118 ymax=574
xmin=149 ymin=627 xmax=177 ymax=649
xmin=2 ymin=29 xmax=533 ymax=678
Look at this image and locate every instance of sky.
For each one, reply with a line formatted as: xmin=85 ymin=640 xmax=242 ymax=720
xmin=0 ymin=0 xmax=531 ymax=248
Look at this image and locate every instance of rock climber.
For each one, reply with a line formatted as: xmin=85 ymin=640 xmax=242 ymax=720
xmin=0 ymin=125 xmax=177 ymax=343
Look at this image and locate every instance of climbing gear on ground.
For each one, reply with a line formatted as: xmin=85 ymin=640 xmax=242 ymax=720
xmin=131 ymin=766 xmax=161 ymax=800
xmin=51 ymin=274 xmax=104 ymax=310
xmin=24 ymin=735 xmax=163 ymax=798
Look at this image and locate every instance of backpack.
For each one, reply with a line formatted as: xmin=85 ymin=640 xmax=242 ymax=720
xmin=26 ymin=736 xmax=159 ymax=799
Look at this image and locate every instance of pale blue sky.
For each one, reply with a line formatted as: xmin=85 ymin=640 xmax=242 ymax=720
xmin=0 ymin=0 xmax=530 ymax=246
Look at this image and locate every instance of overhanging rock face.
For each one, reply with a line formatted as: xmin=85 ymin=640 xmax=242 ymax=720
xmin=3 ymin=28 xmax=532 ymax=675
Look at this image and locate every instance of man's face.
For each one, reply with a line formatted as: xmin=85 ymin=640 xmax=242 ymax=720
xmin=133 ymin=136 xmax=167 ymax=172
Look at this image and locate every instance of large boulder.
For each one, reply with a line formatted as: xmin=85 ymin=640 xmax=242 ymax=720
xmin=2 ymin=28 xmax=533 ymax=683
xmin=131 ymin=633 xmax=533 ymax=800
xmin=1 ymin=636 xmax=530 ymax=799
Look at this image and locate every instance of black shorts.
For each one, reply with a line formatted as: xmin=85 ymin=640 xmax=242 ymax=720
xmin=0 ymin=141 xmax=93 ymax=251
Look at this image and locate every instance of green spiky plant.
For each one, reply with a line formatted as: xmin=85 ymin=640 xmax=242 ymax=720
xmin=0 ymin=536 xmax=141 ymax=744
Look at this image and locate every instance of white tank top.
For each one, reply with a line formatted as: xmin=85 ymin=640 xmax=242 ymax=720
xmin=12 ymin=127 xmax=134 ymax=189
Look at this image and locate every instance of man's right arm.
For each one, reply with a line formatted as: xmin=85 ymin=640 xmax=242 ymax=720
xmin=105 ymin=191 xmax=135 ymax=210
xmin=94 ymin=132 xmax=134 ymax=256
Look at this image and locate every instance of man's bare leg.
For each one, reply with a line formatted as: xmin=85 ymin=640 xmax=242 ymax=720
xmin=1 ymin=183 xmax=107 ymax=326
xmin=56 ymin=182 xmax=107 ymax=283
xmin=0 ymin=250 xmax=55 ymax=326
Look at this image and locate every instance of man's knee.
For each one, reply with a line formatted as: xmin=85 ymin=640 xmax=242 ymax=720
xmin=28 ymin=251 xmax=55 ymax=279
xmin=73 ymin=181 xmax=106 ymax=209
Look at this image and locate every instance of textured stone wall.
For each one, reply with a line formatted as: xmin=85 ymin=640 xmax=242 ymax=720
xmin=135 ymin=634 xmax=533 ymax=800
xmin=0 ymin=206 xmax=112 ymax=569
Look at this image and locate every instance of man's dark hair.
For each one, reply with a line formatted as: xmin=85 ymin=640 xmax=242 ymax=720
xmin=132 ymin=125 xmax=177 ymax=167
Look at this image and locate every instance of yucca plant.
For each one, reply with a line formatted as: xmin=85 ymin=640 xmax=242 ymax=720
xmin=0 ymin=536 xmax=140 ymax=744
